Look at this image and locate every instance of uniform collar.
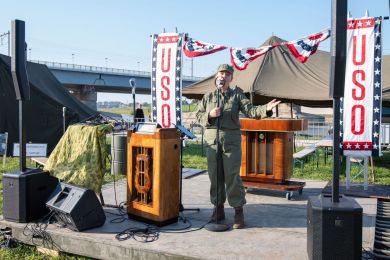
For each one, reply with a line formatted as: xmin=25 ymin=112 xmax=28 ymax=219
xmin=215 ymin=86 xmax=233 ymax=97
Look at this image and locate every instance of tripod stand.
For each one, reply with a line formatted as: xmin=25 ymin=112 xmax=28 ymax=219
xmin=173 ymin=124 xmax=200 ymax=212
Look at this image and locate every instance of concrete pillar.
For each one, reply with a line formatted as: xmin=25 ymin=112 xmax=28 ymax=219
xmin=71 ymin=85 xmax=97 ymax=110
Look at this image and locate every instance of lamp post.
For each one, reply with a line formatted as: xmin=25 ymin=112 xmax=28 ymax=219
xmin=71 ymin=53 xmax=75 ymax=66
xmin=105 ymin=57 xmax=108 ymax=68
xmin=0 ymin=31 xmax=11 ymax=56
xmin=129 ymin=78 xmax=136 ymax=128
xmin=28 ymin=48 xmax=31 ymax=61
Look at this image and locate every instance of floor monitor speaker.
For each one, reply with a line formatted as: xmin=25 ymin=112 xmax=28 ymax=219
xmin=46 ymin=182 xmax=106 ymax=231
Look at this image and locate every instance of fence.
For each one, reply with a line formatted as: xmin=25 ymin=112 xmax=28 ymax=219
xmin=31 ymin=60 xmax=203 ymax=81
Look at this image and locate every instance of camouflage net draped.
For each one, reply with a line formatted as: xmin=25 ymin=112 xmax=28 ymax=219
xmin=44 ymin=124 xmax=113 ymax=193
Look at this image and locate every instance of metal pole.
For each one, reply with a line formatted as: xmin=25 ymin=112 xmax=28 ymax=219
xmin=62 ymin=107 xmax=67 ymax=134
xmin=8 ymin=31 xmax=10 ymax=56
xmin=132 ymin=89 xmax=136 ymax=126
xmin=129 ymin=78 xmax=136 ymax=128
xmin=19 ymin=100 xmax=26 ymax=171
xmin=216 ymin=88 xmax=221 ymax=212
xmin=191 ymin=58 xmax=193 ymax=78
xmin=332 ymin=97 xmax=341 ymax=202
xmin=329 ymin=0 xmax=347 ymax=203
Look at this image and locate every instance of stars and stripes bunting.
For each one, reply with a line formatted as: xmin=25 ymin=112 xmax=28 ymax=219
xmin=285 ymin=30 xmax=330 ymax=63
xmin=230 ymin=46 xmax=275 ymax=70
xmin=183 ymin=38 xmax=226 ymax=57
xmin=182 ymin=30 xmax=330 ymax=70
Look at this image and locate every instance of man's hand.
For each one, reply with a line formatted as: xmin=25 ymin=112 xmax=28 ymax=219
xmin=209 ymin=107 xmax=221 ymax=118
xmin=266 ymin=99 xmax=281 ymax=111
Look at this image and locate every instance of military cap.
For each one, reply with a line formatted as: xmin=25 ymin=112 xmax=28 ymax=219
xmin=217 ymin=64 xmax=234 ymax=74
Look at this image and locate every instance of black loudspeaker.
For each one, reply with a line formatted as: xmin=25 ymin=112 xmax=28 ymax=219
xmin=3 ymin=169 xmax=59 ymax=223
xmin=46 ymin=183 xmax=106 ymax=231
xmin=328 ymin=0 xmax=347 ymax=98
xmin=307 ymin=194 xmax=362 ymax=260
xmin=11 ymin=19 xmax=30 ymax=101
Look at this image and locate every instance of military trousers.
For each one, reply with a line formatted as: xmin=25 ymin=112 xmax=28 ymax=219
xmin=205 ymin=129 xmax=246 ymax=208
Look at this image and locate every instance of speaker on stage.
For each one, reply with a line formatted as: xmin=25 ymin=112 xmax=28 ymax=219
xmin=3 ymin=169 xmax=59 ymax=223
xmin=307 ymin=194 xmax=362 ymax=260
xmin=46 ymin=182 xmax=106 ymax=231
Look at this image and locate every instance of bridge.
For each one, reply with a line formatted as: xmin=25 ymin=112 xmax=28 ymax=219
xmin=32 ymin=60 xmax=203 ymax=109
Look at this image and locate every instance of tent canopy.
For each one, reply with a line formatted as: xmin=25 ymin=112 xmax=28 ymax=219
xmin=183 ymin=36 xmax=390 ymax=107
xmin=0 ymin=54 xmax=96 ymax=156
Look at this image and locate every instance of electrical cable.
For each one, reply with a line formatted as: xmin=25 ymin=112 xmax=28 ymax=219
xmin=22 ymin=211 xmax=62 ymax=250
xmin=114 ymin=213 xmax=208 ymax=243
xmin=0 ymin=228 xmax=18 ymax=249
xmin=362 ymin=247 xmax=375 ymax=260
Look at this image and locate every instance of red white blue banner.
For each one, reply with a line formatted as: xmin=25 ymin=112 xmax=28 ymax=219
xmin=230 ymin=46 xmax=275 ymax=70
xmin=151 ymin=33 xmax=184 ymax=128
xmin=183 ymin=38 xmax=226 ymax=57
xmin=341 ymin=17 xmax=382 ymax=157
xmin=285 ymin=30 xmax=330 ymax=63
xmin=182 ymin=30 xmax=330 ymax=69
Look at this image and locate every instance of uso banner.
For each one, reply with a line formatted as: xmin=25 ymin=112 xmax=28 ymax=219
xmin=341 ymin=17 xmax=382 ymax=157
xmin=151 ymin=33 xmax=184 ymax=128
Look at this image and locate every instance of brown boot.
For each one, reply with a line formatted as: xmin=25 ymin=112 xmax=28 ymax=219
xmin=233 ymin=206 xmax=244 ymax=229
xmin=210 ymin=204 xmax=225 ymax=222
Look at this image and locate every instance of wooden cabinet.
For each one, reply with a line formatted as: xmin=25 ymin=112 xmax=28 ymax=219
xmin=127 ymin=128 xmax=180 ymax=226
xmin=240 ymin=119 xmax=308 ymax=185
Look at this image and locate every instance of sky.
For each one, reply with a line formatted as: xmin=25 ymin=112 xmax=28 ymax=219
xmin=1 ymin=0 xmax=389 ymax=103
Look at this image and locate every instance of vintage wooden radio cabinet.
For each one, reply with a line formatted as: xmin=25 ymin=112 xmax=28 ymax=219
xmin=239 ymin=119 xmax=308 ymax=197
xmin=127 ymin=125 xmax=180 ymax=226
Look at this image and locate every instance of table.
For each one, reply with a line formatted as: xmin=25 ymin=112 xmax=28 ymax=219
xmin=315 ymin=138 xmax=333 ymax=164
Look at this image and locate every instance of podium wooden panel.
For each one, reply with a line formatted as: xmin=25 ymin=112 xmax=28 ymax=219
xmin=127 ymin=128 xmax=180 ymax=226
xmin=240 ymin=119 xmax=308 ymax=189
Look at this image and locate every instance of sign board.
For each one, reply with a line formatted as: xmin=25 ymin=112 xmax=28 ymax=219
xmin=341 ymin=17 xmax=382 ymax=157
xmin=13 ymin=143 xmax=47 ymax=157
xmin=136 ymin=122 xmax=158 ymax=134
xmin=151 ymin=32 xmax=184 ymax=128
xmin=0 ymin=133 xmax=7 ymax=167
xmin=0 ymin=133 xmax=7 ymax=155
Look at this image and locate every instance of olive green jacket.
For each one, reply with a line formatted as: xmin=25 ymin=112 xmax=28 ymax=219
xmin=196 ymin=86 xmax=271 ymax=131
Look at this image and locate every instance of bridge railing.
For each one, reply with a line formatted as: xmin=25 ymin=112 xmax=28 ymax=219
xmin=31 ymin=60 xmax=204 ymax=81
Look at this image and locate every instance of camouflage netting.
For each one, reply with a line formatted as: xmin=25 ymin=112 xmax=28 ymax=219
xmin=45 ymin=123 xmax=113 ymax=193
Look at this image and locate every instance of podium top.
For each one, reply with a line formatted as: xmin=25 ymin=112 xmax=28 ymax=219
xmin=239 ymin=118 xmax=308 ymax=132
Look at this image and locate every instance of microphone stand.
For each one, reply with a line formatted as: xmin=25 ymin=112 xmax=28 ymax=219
xmin=132 ymin=87 xmax=136 ymax=128
xmin=205 ymin=86 xmax=229 ymax=232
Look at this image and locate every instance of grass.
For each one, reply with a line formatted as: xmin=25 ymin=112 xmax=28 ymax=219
xmin=182 ymin=141 xmax=390 ymax=185
xmin=98 ymin=103 xmax=198 ymax=117
xmin=292 ymin=147 xmax=390 ymax=185
xmin=182 ymin=141 xmax=207 ymax=169
xmin=98 ymin=106 xmax=151 ymax=116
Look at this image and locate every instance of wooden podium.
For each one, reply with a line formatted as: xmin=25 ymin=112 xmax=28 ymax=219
xmin=239 ymin=119 xmax=308 ymax=199
xmin=127 ymin=127 xmax=180 ymax=225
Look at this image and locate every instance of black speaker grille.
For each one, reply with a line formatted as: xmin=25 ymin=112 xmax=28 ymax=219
xmin=307 ymin=195 xmax=362 ymax=260
xmin=46 ymin=183 xmax=106 ymax=231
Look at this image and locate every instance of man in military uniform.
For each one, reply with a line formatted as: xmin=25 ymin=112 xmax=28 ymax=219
xmin=196 ymin=64 xmax=280 ymax=229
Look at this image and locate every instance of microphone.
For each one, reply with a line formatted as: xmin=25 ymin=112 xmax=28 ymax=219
xmin=129 ymin=78 xmax=136 ymax=95
xmin=215 ymin=78 xmax=225 ymax=89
